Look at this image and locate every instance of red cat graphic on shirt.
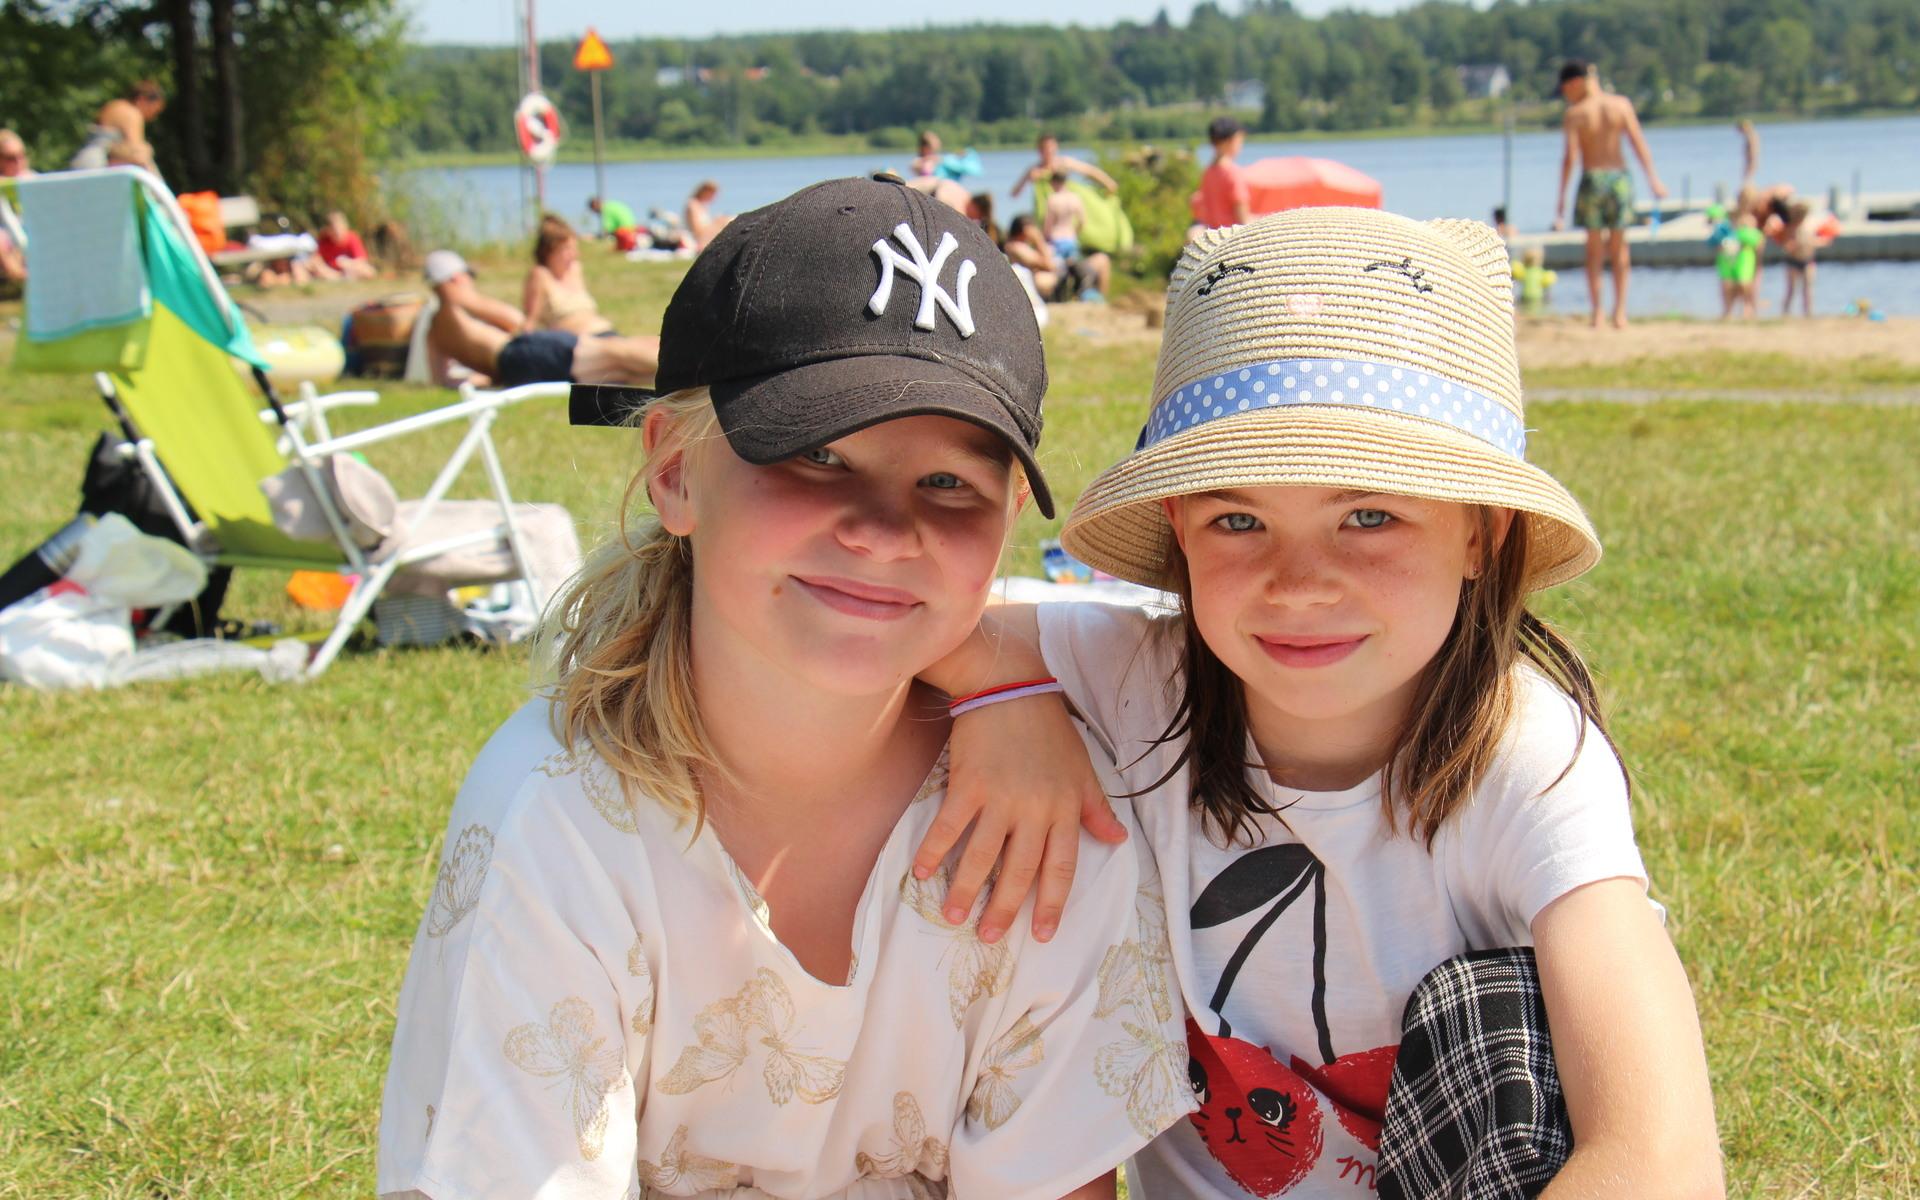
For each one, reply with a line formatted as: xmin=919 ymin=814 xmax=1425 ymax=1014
xmin=1182 ymin=843 xmax=1398 ymax=1195
xmin=1188 ymin=1017 xmax=1324 ymax=1194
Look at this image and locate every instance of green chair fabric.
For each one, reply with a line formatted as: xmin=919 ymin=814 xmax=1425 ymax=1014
xmin=107 ymin=303 xmax=343 ymax=568
xmin=1031 ymin=177 xmax=1136 ymax=257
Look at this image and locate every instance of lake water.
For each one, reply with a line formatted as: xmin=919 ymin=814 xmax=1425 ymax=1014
xmin=402 ymin=114 xmax=1920 ymax=318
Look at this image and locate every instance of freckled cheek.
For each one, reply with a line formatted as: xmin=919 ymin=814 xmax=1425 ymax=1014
xmin=1189 ymin=548 xmax=1269 ymax=616
xmin=1375 ymin=572 xmax=1464 ymax=654
xmin=1183 ymin=566 xmax=1250 ymax=645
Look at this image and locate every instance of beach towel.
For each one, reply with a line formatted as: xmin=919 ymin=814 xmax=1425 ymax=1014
xmin=403 ymin=295 xmax=440 ymax=384
xmin=21 ymin=172 xmax=150 ymax=343
xmin=1031 ymin=178 xmax=1135 ymax=257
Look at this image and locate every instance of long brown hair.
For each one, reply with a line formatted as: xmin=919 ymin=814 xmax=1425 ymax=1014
xmin=533 ymin=213 xmax=575 ymax=267
xmin=1144 ymin=509 xmax=1622 ymax=848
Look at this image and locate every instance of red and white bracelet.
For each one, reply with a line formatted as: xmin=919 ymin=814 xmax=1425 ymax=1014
xmin=947 ymin=677 xmax=1065 ymax=718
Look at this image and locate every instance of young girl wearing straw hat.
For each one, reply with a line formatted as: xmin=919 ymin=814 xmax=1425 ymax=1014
xmin=918 ymin=208 xmax=1722 ymax=1196
xmin=376 ymin=178 xmax=1192 ymax=1200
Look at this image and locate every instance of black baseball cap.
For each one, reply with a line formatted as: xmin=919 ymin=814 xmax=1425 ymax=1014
xmin=571 ymin=174 xmax=1054 ymax=516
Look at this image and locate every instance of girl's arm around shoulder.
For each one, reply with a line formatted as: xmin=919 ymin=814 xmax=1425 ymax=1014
xmin=1533 ymin=879 xmax=1724 ymax=1197
xmin=913 ymin=603 xmax=1132 ymax=947
xmin=913 ymin=601 xmax=1177 ymax=945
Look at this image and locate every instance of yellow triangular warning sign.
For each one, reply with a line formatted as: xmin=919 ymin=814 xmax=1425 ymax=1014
xmin=573 ymin=28 xmax=614 ymax=71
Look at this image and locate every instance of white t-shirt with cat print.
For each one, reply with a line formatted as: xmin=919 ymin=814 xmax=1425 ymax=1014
xmin=377 ymin=700 xmax=1192 ymax=1200
xmin=1036 ymin=603 xmax=1652 ymax=1200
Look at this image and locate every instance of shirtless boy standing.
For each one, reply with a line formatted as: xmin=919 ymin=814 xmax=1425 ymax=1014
xmin=1553 ymin=60 xmax=1667 ymax=329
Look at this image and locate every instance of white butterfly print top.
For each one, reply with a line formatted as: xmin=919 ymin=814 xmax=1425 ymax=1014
xmin=377 ymin=701 xmax=1193 ymax=1199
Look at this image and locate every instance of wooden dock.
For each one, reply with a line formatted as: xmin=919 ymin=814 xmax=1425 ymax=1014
xmin=1510 ymin=190 xmax=1920 ymax=270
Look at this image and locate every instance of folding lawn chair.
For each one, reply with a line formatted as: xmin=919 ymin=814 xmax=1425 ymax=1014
xmin=2 ymin=167 xmax=572 ymax=678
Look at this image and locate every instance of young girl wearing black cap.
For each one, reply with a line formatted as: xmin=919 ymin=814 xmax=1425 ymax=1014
xmin=376 ymin=177 xmax=1190 ymax=1199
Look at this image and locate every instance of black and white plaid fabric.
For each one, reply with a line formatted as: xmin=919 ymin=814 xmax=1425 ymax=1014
xmin=1377 ymin=948 xmax=1572 ymax=1199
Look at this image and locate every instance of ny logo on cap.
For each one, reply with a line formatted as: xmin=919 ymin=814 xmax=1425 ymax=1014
xmin=869 ymin=223 xmax=978 ymax=338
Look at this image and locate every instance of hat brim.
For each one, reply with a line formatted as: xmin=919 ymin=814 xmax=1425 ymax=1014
xmin=713 ymin=355 xmax=1055 ymax=519
xmin=569 ymin=383 xmax=656 ymax=428
xmin=1060 ymin=405 xmax=1600 ymax=592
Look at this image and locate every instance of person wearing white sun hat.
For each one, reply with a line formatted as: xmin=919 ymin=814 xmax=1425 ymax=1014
xmin=919 ymin=207 xmax=1722 ymax=1198
xmin=1063 ymin=209 xmax=1600 ymax=593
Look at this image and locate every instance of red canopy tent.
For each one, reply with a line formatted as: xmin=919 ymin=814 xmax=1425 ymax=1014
xmin=1244 ymin=157 xmax=1383 ymax=214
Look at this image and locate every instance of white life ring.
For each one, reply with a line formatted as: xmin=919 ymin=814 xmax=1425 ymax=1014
xmin=515 ymin=92 xmax=561 ymax=164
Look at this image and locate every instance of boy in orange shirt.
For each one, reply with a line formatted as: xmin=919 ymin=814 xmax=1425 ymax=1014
xmin=1190 ymin=116 xmax=1252 ymax=233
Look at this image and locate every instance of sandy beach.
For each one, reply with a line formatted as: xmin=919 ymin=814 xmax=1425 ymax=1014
xmin=1074 ymin=294 xmax=1920 ymax=370
xmin=220 ymin=273 xmax=1920 ymax=392
xmin=1512 ymin=315 xmax=1920 ymax=367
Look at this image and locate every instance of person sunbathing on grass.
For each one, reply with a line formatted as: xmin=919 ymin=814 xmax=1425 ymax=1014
xmin=422 ymin=250 xmax=658 ymax=390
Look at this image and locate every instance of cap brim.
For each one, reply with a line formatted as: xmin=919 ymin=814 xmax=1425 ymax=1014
xmin=713 ymin=355 xmax=1054 ymax=518
xmin=569 ymin=383 xmax=658 ymax=428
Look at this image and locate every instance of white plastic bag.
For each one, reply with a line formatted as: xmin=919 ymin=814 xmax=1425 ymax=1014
xmin=66 ymin=512 xmax=207 ymax=606
xmin=0 ymin=515 xmax=209 ymax=690
xmin=110 ymin=637 xmax=310 ymax=685
xmin=0 ymin=583 xmax=133 ymax=689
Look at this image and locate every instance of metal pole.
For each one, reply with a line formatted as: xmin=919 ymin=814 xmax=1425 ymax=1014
xmin=513 ymin=0 xmax=529 ymax=233
xmin=1501 ymin=98 xmax=1513 ymax=221
xmin=527 ymin=0 xmax=545 ymax=213
xmin=591 ymin=70 xmax=606 ymax=209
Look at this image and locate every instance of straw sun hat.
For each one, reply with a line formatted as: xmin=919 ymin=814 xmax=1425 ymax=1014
xmin=1060 ymin=207 xmax=1601 ymax=592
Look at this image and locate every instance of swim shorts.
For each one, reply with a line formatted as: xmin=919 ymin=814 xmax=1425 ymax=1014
xmin=1574 ymin=169 xmax=1634 ymax=231
xmin=1049 ymin=257 xmax=1101 ymax=303
xmin=1050 ymin=236 xmax=1081 ymax=262
xmin=493 ymin=330 xmax=577 ymax=386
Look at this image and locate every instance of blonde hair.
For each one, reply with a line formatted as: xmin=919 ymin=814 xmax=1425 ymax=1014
xmin=538 ymin=389 xmax=731 ymax=829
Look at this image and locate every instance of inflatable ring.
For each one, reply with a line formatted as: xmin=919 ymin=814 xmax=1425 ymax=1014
xmin=515 ymin=92 xmax=561 ymax=164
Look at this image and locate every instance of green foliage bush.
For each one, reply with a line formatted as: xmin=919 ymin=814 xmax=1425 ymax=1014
xmin=865 ymin=125 xmax=918 ymax=151
xmin=1102 ymin=144 xmax=1200 ymax=282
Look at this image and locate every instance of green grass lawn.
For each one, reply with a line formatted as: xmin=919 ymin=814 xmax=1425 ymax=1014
xmin=1 ymin=262 xmax=1914 ymax=1196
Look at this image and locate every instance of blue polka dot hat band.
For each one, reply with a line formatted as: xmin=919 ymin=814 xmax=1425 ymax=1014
xmin=1066 ymin=207 xmax=1603 ymax=596
xmin=1141 ymin=356 xmax=1528 ymax=460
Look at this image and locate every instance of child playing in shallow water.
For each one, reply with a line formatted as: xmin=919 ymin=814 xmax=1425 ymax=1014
xmin=377 ymin=177 xmax=1188 ymax=1199
xmin=919 ymin=208 xmax=1722 ymax=1197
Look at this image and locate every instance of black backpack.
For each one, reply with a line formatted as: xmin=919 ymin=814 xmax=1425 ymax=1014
xmin=74 ymin=432 xmax=232 ymax=637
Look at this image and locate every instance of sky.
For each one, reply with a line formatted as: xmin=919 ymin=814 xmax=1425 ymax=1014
xmin=409 ymin=0 xmax=1414 ymax=45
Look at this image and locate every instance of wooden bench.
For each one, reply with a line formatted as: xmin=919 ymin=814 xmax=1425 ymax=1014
xmin=208 ymin=195 xmax=307 ymax=272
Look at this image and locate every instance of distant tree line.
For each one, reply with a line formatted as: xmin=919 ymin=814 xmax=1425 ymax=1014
xmin=3 ymin=0 xmax=407 ymax=219
xmin=396 ymin=0 xmax=1918 ymax=155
